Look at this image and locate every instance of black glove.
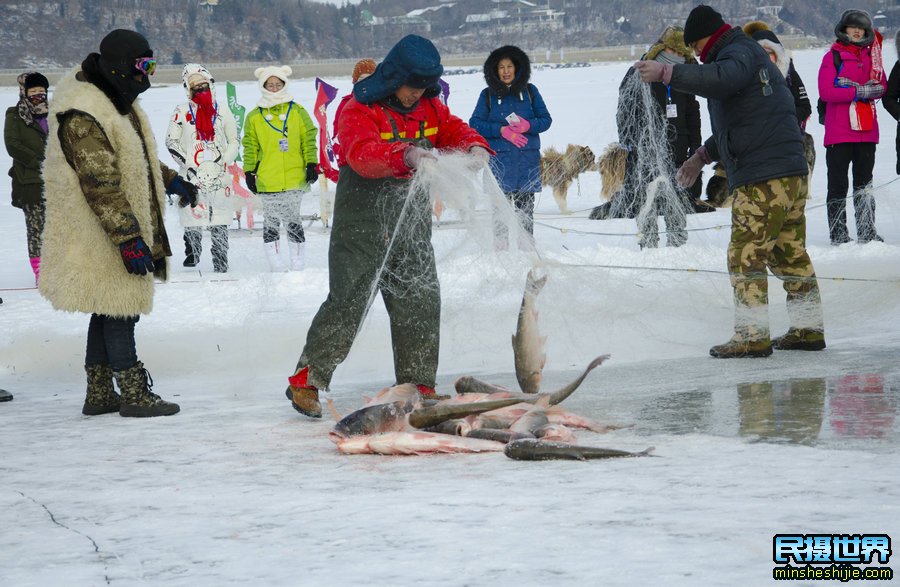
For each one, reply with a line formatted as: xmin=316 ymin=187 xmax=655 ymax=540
xmin=119 ymin=237 xmax=155 ymax=276
xmin=245 ymin=172 xmax=258 ymax=194
xmin=167 ymin=175 xmax=198 ymax=208
xmin=305 ymin=163 xmax=319 ymax=184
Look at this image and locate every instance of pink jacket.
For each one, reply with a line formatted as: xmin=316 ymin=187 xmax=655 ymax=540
xmin=818 ymin=42 xmax=886 ymax=146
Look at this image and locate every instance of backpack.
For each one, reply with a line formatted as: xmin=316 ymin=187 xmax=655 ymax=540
xmin=817 ymin=50 xmax=843 ymax=125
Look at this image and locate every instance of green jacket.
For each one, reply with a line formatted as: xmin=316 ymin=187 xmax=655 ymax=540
xmin=4 ymin=106 xmax=48 ymax=208
xmin=242 ymin=101 xmax=317 ymax=192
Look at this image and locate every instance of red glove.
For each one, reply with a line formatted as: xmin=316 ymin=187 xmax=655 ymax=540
xmin=501 ymin=126 xmax=528 ymax=148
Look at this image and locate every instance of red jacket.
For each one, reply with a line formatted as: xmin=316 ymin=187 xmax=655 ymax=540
xmin=337 ymin=96 xmax=489 ymax=179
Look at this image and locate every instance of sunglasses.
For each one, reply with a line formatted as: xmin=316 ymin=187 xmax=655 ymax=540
xmin=134 ymin=57 xmax=157 ymax=76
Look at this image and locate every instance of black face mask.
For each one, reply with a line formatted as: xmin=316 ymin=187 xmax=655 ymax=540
xmin=98 ymin=56 xmax=151 ymax=105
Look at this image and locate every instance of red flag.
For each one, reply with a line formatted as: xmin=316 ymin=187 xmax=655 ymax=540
xmin=314 ymin=78 xmax=339 ymax=183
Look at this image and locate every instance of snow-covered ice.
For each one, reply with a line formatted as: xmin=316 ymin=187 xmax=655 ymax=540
xmin=1 ymin=48 xmax=898 ymax=585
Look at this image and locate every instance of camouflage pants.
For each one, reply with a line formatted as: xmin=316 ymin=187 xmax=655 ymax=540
xmin=22 ymin=202 xmax=46 ymax=258
xmin=728 ymin=175 xmax=823 ymax=341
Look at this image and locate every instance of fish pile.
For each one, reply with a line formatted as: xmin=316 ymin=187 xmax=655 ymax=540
xmin=327 ymin=270 xmax=653 ymax=461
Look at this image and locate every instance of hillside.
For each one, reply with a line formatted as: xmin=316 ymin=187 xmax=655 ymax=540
xmin=0 ymin=0 xmax=888 ymax=69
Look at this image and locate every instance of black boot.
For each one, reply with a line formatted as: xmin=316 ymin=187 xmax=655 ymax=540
xmin=183 ymin=229 xmax=201 ymax=267
xmin=115 ymin=362 xmax=179 ymax=418
xmin=82 ymin=364 xmax=120 ymax=415
xmin=210 ymin=225 xmax=229 ymax=273
xmin=826 ymin=198 xmax=851 ymax=245
xmin=0 ymin=389 xmax=12 ymax=402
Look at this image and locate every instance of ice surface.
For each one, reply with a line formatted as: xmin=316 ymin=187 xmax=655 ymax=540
xmin=1 ymin=47 xmax=898 ymax=585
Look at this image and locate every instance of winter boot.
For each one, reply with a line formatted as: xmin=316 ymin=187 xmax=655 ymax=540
xmin=709 ymin=336 xmax=773 ymax=359
xmin=183 ymin=229 xmax=201 ymax=267
xmin=0 ymin=389 xmax=12 ymax=402
xmin=29 ymin=257 xmax=40 ymax=284
xmin=772 ymin=328 xmax=826 ymax=351
xmin=115 ymin=362 xmax=180 ymax=418
xmin=826 ymin=199 xmax=851 ymax=245
xmin=82 ymin=364 xmax=121 ymax=415
xmin=210 ymin=225 xmax=229 ymax=273
xmin=416 ymin=384 xmax=450 ymax=401
xmin=265 ymin=241 xmax=288 ymax=272
xmin=285 ymin=366 xmax=321 ymax=418
xmin=288 ymin=241 xmax=306 ymax=271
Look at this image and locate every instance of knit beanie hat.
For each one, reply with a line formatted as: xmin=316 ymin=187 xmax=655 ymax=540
xmin=352 ymin=59 xmax=377 ymax=84
xmin=684 ymin=5 xmax=726 ymax=44
xmin=23 ymin=72 xmax=49 ymax=91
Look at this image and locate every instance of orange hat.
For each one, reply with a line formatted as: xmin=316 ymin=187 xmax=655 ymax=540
xmin=352 ymin=58 xmax=377 ymax=84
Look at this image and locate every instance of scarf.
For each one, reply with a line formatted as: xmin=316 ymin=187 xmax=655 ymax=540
xmin=257 ymin=86 xmax=293 ymax=109
xmin=192 ymin=89 xmax=216 ymax=141
xmin=655 ymin=51 xmax=685 ymax=66
xmin=699 ymin=24 xmax=733 ymax=63
xmin=15 ymin=71 xmax=47 ymax=128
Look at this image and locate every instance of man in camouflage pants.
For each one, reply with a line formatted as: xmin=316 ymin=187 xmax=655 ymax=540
xmin=635 ymin=5 xmax=825 ymax=357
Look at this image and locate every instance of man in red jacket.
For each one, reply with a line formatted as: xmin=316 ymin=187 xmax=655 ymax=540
xmin=285 ymin=35 xmax=490 ymax=417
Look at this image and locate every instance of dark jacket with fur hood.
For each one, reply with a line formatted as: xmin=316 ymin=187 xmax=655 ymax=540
xmin=881 ymin=29 xmax=900 ymax=173
xmin=669 ymin=28 xmax=807 ymax=190
xmin=469 ymin=46 xmax=552 ymax=192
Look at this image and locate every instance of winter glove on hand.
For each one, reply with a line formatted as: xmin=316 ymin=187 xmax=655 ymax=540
xmin=305 ymin=163 xmax=319 ymax=184
xmin=245 ymin=172 xmax=258 ymax=194
xmin=167 ymin=175 xmax=199 ymax=208
xmin=500 ymin=126 xmax=528 ymax=148
xmin=119 ymin=237 xmax=155 ymax=276
xmin=403 ymin=145 xmax=437 ymax=169
xmin=836 ymin=77 xmax=860 ymax=89
xmin=467 ymin=146 xmax=491 ymax=170
xmin=856 ymin=79 xmax=885 ymax=101
xmin=675 ymin=146 xmax=711 ymax=189
xmin=510 ymin=117 xmax=531 ymax=134
xmin=633 ymin=60 xmax=672 ymax=83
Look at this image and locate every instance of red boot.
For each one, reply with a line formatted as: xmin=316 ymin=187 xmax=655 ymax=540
xmin=416 ymin=384 xmax=450 ymax=401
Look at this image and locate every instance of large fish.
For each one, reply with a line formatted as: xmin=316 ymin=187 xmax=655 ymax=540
xmin=329 ymin=400 xmax=412 ymax=443
xmin=454 ymin=355 xmax=610 ymax=406
xmin=407 ymin=397 xmax=526 ymax=429
xmin=504 ymin=439 xmax=655 ymax=461
xmin=513 ymin=270 xmax=548 ymax=394
xmin=465 ymin=429 xmax=534 ymax=443
xmin=337 ymin=431 xmax=506 ymax=455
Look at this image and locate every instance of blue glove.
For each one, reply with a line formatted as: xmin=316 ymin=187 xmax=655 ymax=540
xmin=167 ymin=175 xmax=198 ymax=208
xmin=119 ymin=237 xmax=155 ymax=276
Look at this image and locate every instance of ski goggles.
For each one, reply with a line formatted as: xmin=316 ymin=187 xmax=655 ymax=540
xmin=134 ymin=57 xmax=157 ymax=76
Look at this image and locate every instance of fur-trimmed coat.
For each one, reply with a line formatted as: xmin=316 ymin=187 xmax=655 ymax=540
xmin=39 ymin=66 xmax=171 ymax=317
xmin=469 ymin=45 xmax=552 ymax=193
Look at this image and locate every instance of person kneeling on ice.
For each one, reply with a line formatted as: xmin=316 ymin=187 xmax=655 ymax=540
xmin=285 ymin=34 xmax=491 ymax=418
xmin=39 ymin=30 xmax=196 ymax=417
xmin=242 ymin=65 xmax=318 ymax=272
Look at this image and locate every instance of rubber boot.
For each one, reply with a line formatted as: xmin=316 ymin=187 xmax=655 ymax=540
xmin=115 ymin=362 xmax=180 ymax=418
xmin=265 ymin=241 xmax=288 ymax=273
xmin=288 ymin=241 xmax=306 ymax=271
xmin=416 ymin=384 xmax=450 ymax=401
xmin=285 ymin=366 xmax=321 ymax=418
xmin=82 ymin=364 xmax=121 ymax=415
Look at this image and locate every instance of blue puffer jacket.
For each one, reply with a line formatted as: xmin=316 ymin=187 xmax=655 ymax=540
xmin=670 ymin=27 xmax=807 ymax=190
xmin=469 ymin=46 xmax=552 ymax=193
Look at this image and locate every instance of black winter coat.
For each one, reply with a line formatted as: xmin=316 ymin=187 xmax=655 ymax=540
xmin=669 ymin=28 xmax=808 ymax=190
xmin=786 ymin=61 xmax=813 ymax=126
xmin=881 ymin=61 xmax=900 ymax=174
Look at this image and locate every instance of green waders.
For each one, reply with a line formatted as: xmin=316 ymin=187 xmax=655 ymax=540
xmin=296 ymin=122 xmax=440 ymax=390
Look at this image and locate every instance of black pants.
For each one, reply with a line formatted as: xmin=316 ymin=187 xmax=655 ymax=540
xmin=494 ymin=191 xmax=535 ymax=245
xmin=184 ymin=225 xmax=229 ymax=271
xmin=825 ymin=142 xmax=878 ymax=242
xmin=85 ymin=314 xmax=139 ymax=371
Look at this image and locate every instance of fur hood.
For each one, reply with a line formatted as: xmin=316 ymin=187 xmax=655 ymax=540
xmin=835 ymin=9 xmax=875 ymax=47
xmin=753 ymin=31 xmax=790 ymax=78
xmin=483 ymin=45 xmax=531 ymax=96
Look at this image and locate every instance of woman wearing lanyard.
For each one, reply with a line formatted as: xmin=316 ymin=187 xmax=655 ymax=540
xmin=242 ymin=65 xmax=318 ymax=271
xmin=165 ymin=63 xmax=239 ymax=272
xmin=614 ymin=25 xmax=702 ymax=248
